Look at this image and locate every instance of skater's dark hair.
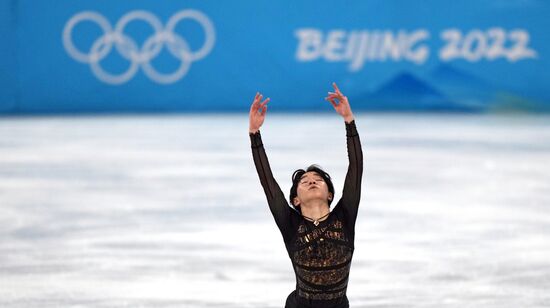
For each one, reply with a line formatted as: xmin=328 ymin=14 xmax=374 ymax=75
xmin=289 ymin=164 xmax=335 ymax=212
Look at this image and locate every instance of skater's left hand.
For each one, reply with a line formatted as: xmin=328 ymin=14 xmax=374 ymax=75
xmin=325 ymin=82 xmax=354 ymax=123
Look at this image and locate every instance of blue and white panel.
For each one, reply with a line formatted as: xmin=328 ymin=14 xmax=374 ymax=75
xmin=0 ymin=0 xmax=549 ymax=113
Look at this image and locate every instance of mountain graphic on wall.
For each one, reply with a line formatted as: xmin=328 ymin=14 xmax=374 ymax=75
xmin=352 ymin=65 xmax=547 ymax=112
xmin=358 ymin=72 xmax=475 ymax=111
xmin=427 ymin=63 xmax=497 ymax=110
xmin=430 ymin=63 xmax=493 ymax=88
xmin=427 ymin=63 xmax=549 ymax=111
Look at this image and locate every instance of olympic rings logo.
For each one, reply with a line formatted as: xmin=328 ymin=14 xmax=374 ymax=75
xmin=62 ymin=10 xmax=215 ymax=85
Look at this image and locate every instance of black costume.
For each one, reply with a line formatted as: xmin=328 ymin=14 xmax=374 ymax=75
xmin=250 ymin=120 xmax=363 ymax=308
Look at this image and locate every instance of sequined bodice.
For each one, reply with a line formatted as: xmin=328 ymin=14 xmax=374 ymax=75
xmin=290 ymin=216 xmax=354 ymax=300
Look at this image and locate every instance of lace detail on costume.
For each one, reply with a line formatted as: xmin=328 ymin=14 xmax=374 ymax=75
xmin=297 ymin=288 xmax=348 ymax=300
xmin=292 ymin=217 xmax=353 ymax=300
xmin=296 ymin=264 xmax=351 ymax=285
xmin=295 ymin=219 xmax=349 ymax=247
xmin=298 ymin=276 xmax=348 ymax=292
xmin=298 ymin=288 xmax=348 ymax=300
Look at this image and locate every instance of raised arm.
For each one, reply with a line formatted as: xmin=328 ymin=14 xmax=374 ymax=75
xmin=341 ymin=120 xmax=363 ymax=229
xmin=249 ymin=93 xmax=294 ymax=241
xmin=326 ymin=83 xmax=363 ymax=230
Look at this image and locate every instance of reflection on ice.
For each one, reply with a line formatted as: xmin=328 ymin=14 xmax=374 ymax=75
xmin=0 ymin=113 xmax=549 ymax=307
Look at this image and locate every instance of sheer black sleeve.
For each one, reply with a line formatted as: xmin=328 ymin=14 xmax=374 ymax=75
xmin=338 ymin=120 xmax=363 ymax=233
xmin=250 ymin=130 xmax=295 ymax=242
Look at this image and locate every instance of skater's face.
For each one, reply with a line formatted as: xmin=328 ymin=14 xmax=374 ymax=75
xmin=293 ymin=171 xmax=333 ymax=207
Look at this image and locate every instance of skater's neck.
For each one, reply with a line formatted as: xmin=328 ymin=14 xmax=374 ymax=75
xmin=300 ymin=201 xmax=330 ymax=221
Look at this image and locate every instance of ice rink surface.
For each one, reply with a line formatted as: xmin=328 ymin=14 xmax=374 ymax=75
xmin=0 ymin=113 xmax=549 ymax=308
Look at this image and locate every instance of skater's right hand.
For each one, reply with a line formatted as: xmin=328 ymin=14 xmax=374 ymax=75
xmin=249 ymin=92 xmax=270 ymax=134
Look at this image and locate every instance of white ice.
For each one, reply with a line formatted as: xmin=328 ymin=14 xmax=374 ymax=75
xmin=0 ymin=113 xmax=549 ymax=307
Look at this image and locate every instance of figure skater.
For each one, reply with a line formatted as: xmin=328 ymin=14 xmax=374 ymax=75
xmin=249 ymin=83 xmax=363 ymax=308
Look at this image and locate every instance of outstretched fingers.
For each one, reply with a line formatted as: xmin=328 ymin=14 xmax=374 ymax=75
xmin=249 ymin=92 xmax=270 ymax=132
xmin=260 ymin=103 xmax=268 ymax=115
xmin=325 ymin=96 xmax=338 ymax=108
xmin=330 ymin=82 xmax=349 ymax=106
xmin=332 ymin=82 xmax=342 ymax=95
xmin=325 ymin=90 xmax=342 ymax=105
xmin=251 ymin=92 xmax=264 ymax=111
xmin=251 ymin=91 xmax=269 ymax=115
xmin=259 ymin=97 xmax=270 ymax=114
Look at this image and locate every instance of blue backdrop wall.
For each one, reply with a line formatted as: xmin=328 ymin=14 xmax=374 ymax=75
xmin=1 ymin=0 xmax=549 ymax=114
